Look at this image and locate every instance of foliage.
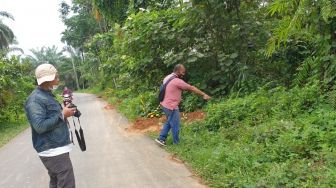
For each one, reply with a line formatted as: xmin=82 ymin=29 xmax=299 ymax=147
xmin=85 ymin=1 xmax=266 ymax=98
xmin=0 ymin=11 xmax=34 ymax=148
xmin=92 ymin=0 xmax=129 ymax=24
xmin=23 ymin=45 xmax=86 ymax=91
xmin=62 ymin=1 xmax=336 ymax=186
xmin=64 ymin=0 xmax=336 ymax=97
xmin=117 ymin=91 xmax=157 ymax=120
xmin=0 ymin=120 xmax=29 ymax=148
xmin=0 ymin=10 xmax=15 ymax=50
xmin=60 ymin=1 xmax=101 ymax=50
xmin=205 ymin=83 xmax=322 ymax=131
xmin=168 ymin=84 xmax=336 ymax=187
xmin=0 ymin=56 xmax=34 ymax=122
xmin=267 ymin=0 xmax=336 ymax=87
xmin=180 ymin=92 xmax=206 ymax=112
xmin=28 ymin=46 xmax=66 ymax=66
xmin=132 ymin=0 xmax=178 ymax=11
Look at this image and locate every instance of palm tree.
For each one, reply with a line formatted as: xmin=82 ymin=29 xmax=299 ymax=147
xmin=0 ymin=11 xmax=15 ymax=50
xmin=29 ymin=46 xmax=66 ymax=66
xmin=63 ymin=46 xmax=80 ymax=90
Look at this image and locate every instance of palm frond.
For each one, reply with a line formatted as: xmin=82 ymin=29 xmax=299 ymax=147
xmin=0 ymin=11 xmax=14 ymax=20
xmin=8 ymin=47 xmax=24 ymax=54
xmin=0 ymin=23 xmax=15 ymax=49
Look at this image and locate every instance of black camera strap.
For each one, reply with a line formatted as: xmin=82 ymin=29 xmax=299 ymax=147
xmin=72 ymin=117 xmax=86 ymax=151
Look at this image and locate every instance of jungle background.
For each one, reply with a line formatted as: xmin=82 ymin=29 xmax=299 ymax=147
xmin=1 ymin=0 xmax=336 ymax=187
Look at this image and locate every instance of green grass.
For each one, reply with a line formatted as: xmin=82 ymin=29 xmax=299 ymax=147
xmin=76 ymin=86 xmax=102 ymax=95
xmin=0 ymin=121 xmax=29 ymax=148
xmin=166 ymin=120 xmax=336 ymax=187
xmin=94 ymin=83 xmax=336 ymax=187
xmin=160 ymin=85 xmax=336 ymax=187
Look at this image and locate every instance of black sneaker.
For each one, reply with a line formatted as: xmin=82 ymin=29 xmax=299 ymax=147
xmin=155 ymin=138 xmax=166 ymax=146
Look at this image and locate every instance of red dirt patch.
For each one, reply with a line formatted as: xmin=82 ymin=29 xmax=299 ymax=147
xmin=125 ymin=116 xmax=165 ymax=133
xmin=182 ymin=111 xmax=205 ymax=123
xmin=103 ymin=104 xmax=115 ymax=110
xmin=125 ymin=111 xmax=206 ymax=134
xmin=167 ymin=154 xmax=184 ymax=164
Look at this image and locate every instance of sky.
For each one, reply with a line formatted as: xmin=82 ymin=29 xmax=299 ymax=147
xmin=0 ymin=0 xmax=71 ymax=56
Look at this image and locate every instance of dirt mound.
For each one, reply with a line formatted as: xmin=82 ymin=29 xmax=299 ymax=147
xmin=182 ymin=111 xmax=205 ymax=123
xmin=103 ymin=104 xmax=115 ymax=110
xmin=124 ymin=116 xmax=165 ymax=133
xmin=125 ymin=111 xmax=206 ymax=134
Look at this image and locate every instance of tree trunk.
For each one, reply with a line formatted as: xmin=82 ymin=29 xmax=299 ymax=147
xmin=71 ymin=58 xmax=80 ymax=90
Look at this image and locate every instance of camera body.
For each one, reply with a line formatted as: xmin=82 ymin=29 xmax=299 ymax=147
xmin=62 ymin=94 xmax=73 ymax=107
xmin=68 ymin=103 xmax=82 ymax=118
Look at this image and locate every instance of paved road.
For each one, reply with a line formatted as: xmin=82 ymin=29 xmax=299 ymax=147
xmin=0 ymin=93 xmax=206 ymax=188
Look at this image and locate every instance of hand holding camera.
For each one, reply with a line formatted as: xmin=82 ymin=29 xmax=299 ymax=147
xmin=68 ymin=103 xmax=81 ymax=118
xmin=63 ymin=103 xmax=81 ymax=118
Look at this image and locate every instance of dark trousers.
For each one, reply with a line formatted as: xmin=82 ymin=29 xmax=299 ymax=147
xmin=40 ymin=153 xmax=75 ymax=188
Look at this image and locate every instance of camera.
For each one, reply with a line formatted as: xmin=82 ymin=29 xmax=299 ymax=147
xmin=68 ymin=103 xmax=82 ymax=118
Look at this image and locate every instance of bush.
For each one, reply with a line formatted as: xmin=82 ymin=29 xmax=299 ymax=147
xmin=204 ymin=84 xmax=322 ymax=131
xmin=167 ymin=84 xmax=336 ymax=187
xmin=0 ymin=57 xmax=34 ymax=122
xmin=117 ymin=91 xmax=158 ymax=120
xmin=180 ymin=93 xmax=207 ymax=112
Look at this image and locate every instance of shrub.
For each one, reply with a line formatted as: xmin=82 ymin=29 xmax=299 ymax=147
xmin=167 ymin=84 xmax=336 ymax=187
xmin=117 ymin=91 xmax=158 ymax=120
xmin=204 ymin=84 xmax=322 ymax=131
xmin=0 ymin=57 xmax=34 ymax=122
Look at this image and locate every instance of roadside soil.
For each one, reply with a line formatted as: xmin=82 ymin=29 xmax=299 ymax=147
xmin=122 ymin=110 xmax=206 ymax=134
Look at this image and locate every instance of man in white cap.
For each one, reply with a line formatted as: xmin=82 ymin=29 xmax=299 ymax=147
xmin=25 ymin=63 xmax=77 ymax=188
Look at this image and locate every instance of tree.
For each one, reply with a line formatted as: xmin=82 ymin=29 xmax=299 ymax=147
xmin=28 ymin=46 xmax=66 ymax=66
xmin=0 ymin=56 xmax=34 ymax=122
xmin=60 ymin=1 xmax=100 ymax=51
xmin=0 ymin=11 xmax=15 ymax=50
xmin=92 ymin=0 xmax=129 ymax=24
xmin=63 ymin=46 xmax=81 ymax=90
xmin=267 ymin=0 xmax=336 ymax=87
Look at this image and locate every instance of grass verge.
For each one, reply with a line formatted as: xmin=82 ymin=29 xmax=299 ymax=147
xmin=0 ymin=121 xmax=28 ymax=148
xmin=163 ymin=85 xmax=336 ymax=187
xmin=90 ymin=84 xmax=336 ymax=187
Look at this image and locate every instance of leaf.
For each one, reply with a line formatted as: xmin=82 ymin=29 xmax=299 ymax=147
xmin=167 ymin=34 xmax=175 ymax=40
xmin=187 ymin=56 xmax=198 ymax=63
xmin=196 ymin=52 xmax=205 ymax=58
xmin=230 ymin=53 xmax=238 ymax=59
xmin=224 ymin=59 xmax=233 ymax=66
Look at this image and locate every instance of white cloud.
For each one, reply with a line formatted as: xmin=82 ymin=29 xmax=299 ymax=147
xmin=0 ymin=0 xmax=71 ymax=56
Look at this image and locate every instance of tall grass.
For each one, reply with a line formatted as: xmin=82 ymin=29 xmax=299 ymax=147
xmin=0 ymin=121 xmax=28 ymax=147
xmin=166 ymin=84 xmax=336 ymax=187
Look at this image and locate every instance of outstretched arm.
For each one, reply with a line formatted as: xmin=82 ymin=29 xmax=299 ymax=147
xmin=176 ymin=79 xmax=211 ymax=100
xmin=189 ymin=86 xmax=211 ymax=100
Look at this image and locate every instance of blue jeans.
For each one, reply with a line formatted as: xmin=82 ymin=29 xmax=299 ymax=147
xmin=159 ymin=107 xmax=180 ymax=144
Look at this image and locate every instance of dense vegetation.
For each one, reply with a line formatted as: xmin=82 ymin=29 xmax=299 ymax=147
xmin=0 ymin=10 xmax=32 ymax=145
xmin=0 ymin=10 xmax=87 ymax=145
xmin=57 ymin=0 xmax=336 ymax=187
xmin=168 ymin=84 xmax=336 ymax=187
xmin=0 ymin=56 xmax=34 ymax=122
xmin=0 ymin=55 xmax=33 ymax=146
xmin=1 ymin=0 xmax=336 ymax=186
xmin=60 ymin=0 xmax=336 ymax=108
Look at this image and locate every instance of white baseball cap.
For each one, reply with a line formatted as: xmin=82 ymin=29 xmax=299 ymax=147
xmin=35 ymin=63 xmax=58 ymax=85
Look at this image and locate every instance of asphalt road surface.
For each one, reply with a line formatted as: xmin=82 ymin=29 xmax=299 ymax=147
xmin=0 ymin=93 xmax=206 ymax=188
